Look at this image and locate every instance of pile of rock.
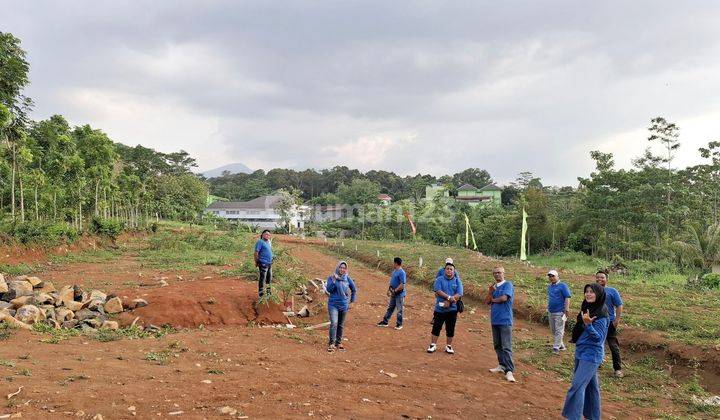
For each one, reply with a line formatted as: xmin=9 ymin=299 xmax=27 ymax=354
xmin=0 ymin=274 xmax=147 ymax=331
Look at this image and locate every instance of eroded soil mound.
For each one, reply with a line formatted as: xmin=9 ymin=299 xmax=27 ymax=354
xmin=116 ymin=278 xmax=290 ymax=328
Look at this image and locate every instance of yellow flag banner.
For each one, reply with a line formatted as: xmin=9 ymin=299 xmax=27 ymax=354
xmin=520 ymin=207 xmax=528 ymax=261
xmin=463 ymin=213 xmax=478 ymax=250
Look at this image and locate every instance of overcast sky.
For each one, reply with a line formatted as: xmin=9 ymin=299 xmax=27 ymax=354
xmin=3 ymin=1 xmax=720 ymax=185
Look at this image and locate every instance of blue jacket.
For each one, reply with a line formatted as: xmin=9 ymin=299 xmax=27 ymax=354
xmin=326 ymin=275 xmax=357 ymax=311
xmin=574 ymin=316 xmax=610 ymax=364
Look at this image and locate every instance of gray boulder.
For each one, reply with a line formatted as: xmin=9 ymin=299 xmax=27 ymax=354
xmin=62 ymin=319 xmax=79 ymax=329
xmin=15 ymin=304 xmax=42 ymax=324
xmin=4 ymin=280 xmax=34 ymax=300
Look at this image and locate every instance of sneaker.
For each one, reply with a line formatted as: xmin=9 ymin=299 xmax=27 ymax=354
xmin=426 ymin=343 xmax=437 ymax=353
xmin=489 ymin=366 xmax=504 ymax=374
xmin=614 ymin=370 xmax=624 ymax=378
xmin=377 ymin=321 xmax=389 ymax=327
xmin=445 ymin=345 xmax=455 ymax=354
xmin=559 ymin=345 xmax=567 ymax=351
xmin=394 ymin=325 xmax=403 ymax=330
xmin=552 ymin=348 xmax=560 ymax=355
xmin=505 ymin=371 xmax=516 ymax=382
xmin=327 ymin=344 xmax=336 ymax=353
xmin=336 ymin=343 xmax=346 ymax=351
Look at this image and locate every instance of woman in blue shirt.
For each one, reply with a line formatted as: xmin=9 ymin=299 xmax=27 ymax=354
xmin=562 ymin=283 xmax=610 ymax=420
xmin=325 ymin=261 xmax=357 ymax=353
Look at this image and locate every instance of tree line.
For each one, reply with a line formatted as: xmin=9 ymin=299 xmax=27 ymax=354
xmin=1 ymin=31 xmax=208 ymax=242
xmin=206 ymin=117 xmax=720 ymax=271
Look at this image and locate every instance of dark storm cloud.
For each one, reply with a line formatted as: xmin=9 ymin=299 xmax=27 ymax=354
xmin=2 ymin=1 xmax=720 ymax=184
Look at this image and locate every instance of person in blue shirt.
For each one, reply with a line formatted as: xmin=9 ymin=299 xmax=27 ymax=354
xmin=427 ymin=261 xmax=463 ymax=355
xmin=596 ymin=270 xmax=625 ymax=377
xmin=254 ymin=230 xmax=273 ymax=299
xmin=377 ymin=257 xmax=407 ymax=330
xmin=487 ymin=266 xmax=516 ymax=382
xmin=325 ymin=260 xmax=357 ymax=353
xmin=547 ymin=269 xmax=572 ymax=354
xmin=562 ymin=283 xmax=610 ymax=420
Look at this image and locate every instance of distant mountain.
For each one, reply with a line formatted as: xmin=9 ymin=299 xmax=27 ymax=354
xmin=202 ymin=163 xmax=252 ymax=178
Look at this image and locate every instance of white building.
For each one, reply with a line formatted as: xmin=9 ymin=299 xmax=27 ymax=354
xmin=205 ymin=195 xmax=307 ymax=231
xmin=312 ymin=205 xmax=351 ymax=222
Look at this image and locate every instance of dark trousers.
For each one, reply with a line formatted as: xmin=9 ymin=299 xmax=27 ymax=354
xmin=382 ymin=295 xmax=405 ymax=326
xmin=492 ymin=325 xmax=515 ymax=373
xmin=258 ymin=264 xmax=272 ymax=298
xmin=606 ymin=322 xmax=622 ymax=371
xmin=431 ymin=310 xmax=458 ymax=337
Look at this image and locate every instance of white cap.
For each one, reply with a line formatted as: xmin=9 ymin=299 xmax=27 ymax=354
xmin=445 ymin=257 xmax=454 ymax=265
xmin=547 ymin=270 xmax=559 ymax=277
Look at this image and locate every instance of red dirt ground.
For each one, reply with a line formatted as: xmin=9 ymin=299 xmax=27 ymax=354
xmin=0 ymin=240 xmax=695 ymax=419
xmin=115 ymin=279 xmax=290 ymax=328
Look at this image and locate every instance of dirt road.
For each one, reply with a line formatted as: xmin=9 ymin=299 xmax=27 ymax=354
xmin=0 ymin=241 xmax=647 ymax=419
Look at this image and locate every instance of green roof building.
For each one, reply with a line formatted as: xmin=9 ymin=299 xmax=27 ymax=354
xmin=456 ymin=183 xmax=502 ymax=207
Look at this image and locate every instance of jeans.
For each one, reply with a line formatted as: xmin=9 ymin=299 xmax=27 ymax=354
xmin=549 ymin=312 xmax=567 ymax=350
xmin=258 ymin=264 xmax=272 ymax=298
xmin=382 ymin=295 xmax=405 ymax=326
xmin=431 ymin=311 xmax=458 ymax=337
xmin=491 ymin=325 xmax=514 ymax=373
xmin=606 ymin=322 xmax=622 ymax=371
xmin=562 ymin=359 xmax=602 ymax=420
xmin=328 ymin=306 xmax=348 ymax=345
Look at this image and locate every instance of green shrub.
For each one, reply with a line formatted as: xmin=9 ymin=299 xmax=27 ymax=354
xmin=0 ymin=220 xmax=79 ymax=245
xmin=90 ymin=217 xmax=125 ymax=241
xmin=700 ymin=273 xmax=720 ymax=289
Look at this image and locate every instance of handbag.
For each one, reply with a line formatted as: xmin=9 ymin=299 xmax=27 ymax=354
xmin=456 ymin=298 xmax=464 ymax=313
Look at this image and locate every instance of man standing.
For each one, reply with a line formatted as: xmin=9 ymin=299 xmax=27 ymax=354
xmin=487 ymin=266 xmax=516 ymax=382
xmin=254 ymin=230 xmax=273 ymax=299
xmin=596 ymin=270 xmax=624 ymax=378
xmin=378 ymin=257 xmax=406 ymax=330
xmin=547 ymin=269 xmax=571 ymax=354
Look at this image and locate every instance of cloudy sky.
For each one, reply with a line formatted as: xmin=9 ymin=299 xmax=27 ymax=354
xmin=3 ymin=1 xmax=720 ymax=185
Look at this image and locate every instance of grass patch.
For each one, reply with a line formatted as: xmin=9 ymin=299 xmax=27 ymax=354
xmin=32 ymin=322 xmax=175 ymax=343
xmin=144 ymin=341 xmax=187 ymax=365
xmin=16 ymin=368 xmax=31 ymax=376
xmin=136 ymin=229 xmax=253 ymax=271
xmin=144 ymin=350 xmax=171 ymax=365
xmin=33 ymin=322 xmax=81 ymax=343
xmin=93 ymin=325 xmax=176 ymax=342
xmin=0 ymin=324 xmax=15 ymax=341
xmin=529 ymin=251 xmax=610 ymax=275
xmin=0 ymin=263 xmax=36 ymax=276
xmin=0 ymin=359 xmax=15 ymax=368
